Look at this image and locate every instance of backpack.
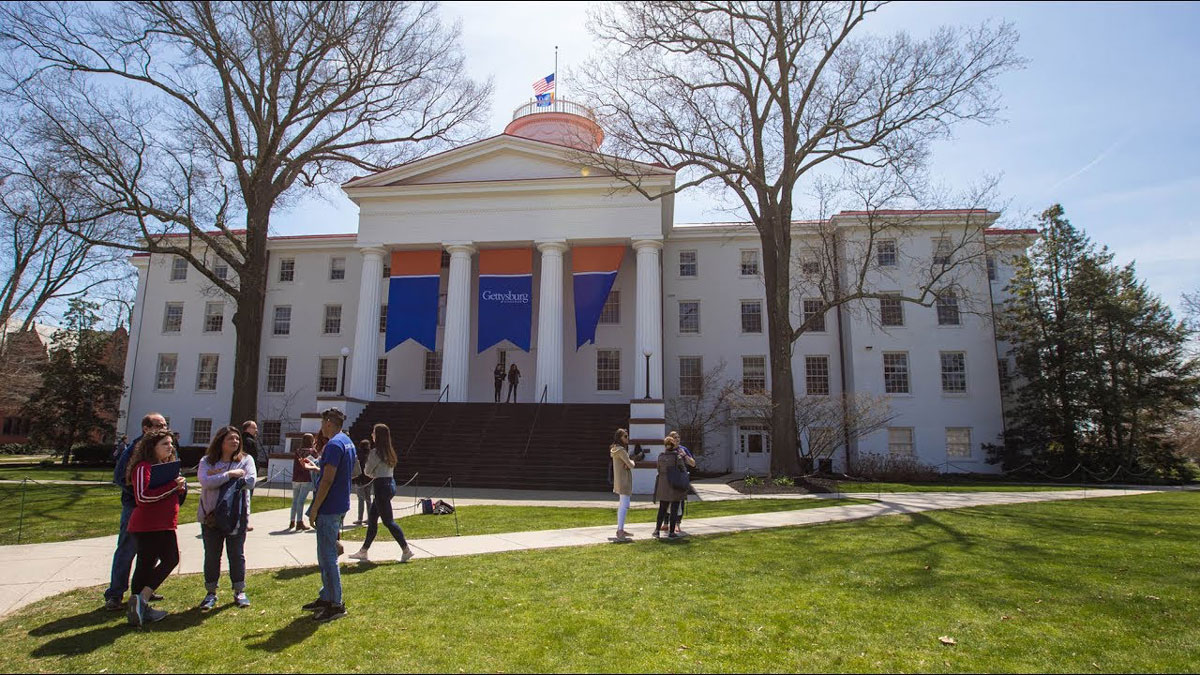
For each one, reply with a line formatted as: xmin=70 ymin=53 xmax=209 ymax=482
xmin=666 ymin=456 xmax=691 ymax=491
xmin=432 ymin=499 xmax=455 ymax=515
xmin=204 ymin=475 xmax=248 ymax=535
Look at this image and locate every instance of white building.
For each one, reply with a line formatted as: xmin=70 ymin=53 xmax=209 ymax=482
xmin=118 ymin=101 xmax=1035 ymax=487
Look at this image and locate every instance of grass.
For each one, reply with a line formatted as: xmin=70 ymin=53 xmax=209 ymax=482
xmin=339 ymin=497 xmax=869 ymax=541
xmin=0 ymin=491 xmax=1196 ymax=672
xmin=828 ymin=480 xmax=1083 ymax=493
xmin=0 ymin=467 xmax=116 ymax=483
xmin=0 ymin=483 xmax=293 ymax=545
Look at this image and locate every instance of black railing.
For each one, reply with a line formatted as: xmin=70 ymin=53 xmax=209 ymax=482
xmin=522 ymin=385 xmax=549 ymax=457
xmin=405 ymin=385 xmax=450 ymax=458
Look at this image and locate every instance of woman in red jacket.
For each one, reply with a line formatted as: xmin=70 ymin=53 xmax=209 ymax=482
xmin=124 ymin=428 xmax=187 ymax=627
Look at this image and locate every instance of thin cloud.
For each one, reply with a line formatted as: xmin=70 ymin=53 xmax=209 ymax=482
xmin=1046 ymin=127 xmax=1138 ymax=193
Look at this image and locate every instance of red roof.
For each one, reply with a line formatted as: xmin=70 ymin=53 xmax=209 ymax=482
xmin=836 ymin=209 xmax=995 ymax=216
xmin=984 ymin=228 xmax=1038 ymax=235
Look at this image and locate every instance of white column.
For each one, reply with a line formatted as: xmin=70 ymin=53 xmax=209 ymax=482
xmin=440 ymin=243 xmax=475 ymax=402
xmin=633 ymin=238 xmax=664 ymax=400
xmin=534 ymin=240 xmax=568 ymax=403
xmin=119 ymin=256 xmax=150 ymax=437
xmin=348 ymin=247 xmax=386 ymax=400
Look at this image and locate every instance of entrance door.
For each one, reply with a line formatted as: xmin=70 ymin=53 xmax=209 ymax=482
xmin=734 ymin=424 xmax=771 ymax=474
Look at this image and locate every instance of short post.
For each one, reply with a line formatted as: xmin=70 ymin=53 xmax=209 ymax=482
xmin=449 ymin=475 xmax=460 ymax=537
xmin=17 ymin=478 xmax=28 ymax=545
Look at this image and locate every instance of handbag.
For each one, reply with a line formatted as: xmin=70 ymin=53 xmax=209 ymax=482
xmin=666 ymin=457 xmax=691 ymax=491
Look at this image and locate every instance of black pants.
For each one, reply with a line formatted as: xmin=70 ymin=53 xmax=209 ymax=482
xmin=494 ymin=381 xmax=503 ymax=402
xmin=656 ymin=501 xmax=681 ymax=534
xmin=131 ymin=530 xmax=179 ymax=595
xmin=506 ymin=381 xmax=518 ymax=402
xmin=363 ymin=477 xmax=408 ymax=549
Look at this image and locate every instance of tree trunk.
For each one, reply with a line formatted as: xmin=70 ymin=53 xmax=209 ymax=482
xmin=229 ymin=205 xmax=271 ymax=427
xmin=761 ymin=221 xmax=800 ymax=477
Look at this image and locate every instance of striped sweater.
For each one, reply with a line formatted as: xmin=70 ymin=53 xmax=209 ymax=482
xmin=127 ymin=461 xmax=184 ymax=533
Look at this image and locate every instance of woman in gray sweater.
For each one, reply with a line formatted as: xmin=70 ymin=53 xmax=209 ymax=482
xmin=348 ymin=424 xmax=414 ymax=563
xmin=196 ymin=426 xmax=257 ymax=610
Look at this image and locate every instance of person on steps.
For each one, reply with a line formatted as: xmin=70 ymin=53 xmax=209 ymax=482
xmin=493 ymin=362 xmax=506 ymax=403
xmin=506 ymin=363 xmax=521 ymax=402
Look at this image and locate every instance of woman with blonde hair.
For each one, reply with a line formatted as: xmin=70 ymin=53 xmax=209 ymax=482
xmin=653 ymin=436 xmax=689 ymax=539
xmin=610 ymin=428 xmax=636 ymax=540
xmin=349 ymin=423 xmax=414 ymax=563
xmin=196 ymin=425 xmax=256 ymax=610
xmin=124 ymin=428 xmax=187 ymax=626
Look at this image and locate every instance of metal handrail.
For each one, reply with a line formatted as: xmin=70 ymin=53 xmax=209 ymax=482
xmin=404 ymin=385 xmax=450 ymax=458
xmin=511 ymin=98 xmax=597 ymax=122
xmin=521 ymin=385 xmax=549 ymax=457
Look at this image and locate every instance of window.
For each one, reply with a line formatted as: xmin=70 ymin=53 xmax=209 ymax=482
xmin=376 ymin=358 xmax=388 ymax=395
xmin=162 ymin=302 xmax=183 ymax=333
xmin=273 ymin=306 xmax=291 ymax=336
xmin=946 ymin=427 xmax=972 ymax=458
xmin=318 ymin=358 xmax=339 ymax=393
xmin=196 ymin=354 xmax=219 ymax=391
xmin=170 ymin=256 xmax=188 ymax=281
xmin=802 ymin=299 xmax=826 ymax=332
xmin=800 ymin=256 xmax=821 ymax=276
xmin=261 ymin=420 xmax=282 ymax=447
xmin=678 ymin=301 xmax=700 ymax=334
xmin=422 ymin=351 xmax=442 ymax=391
xmin=266 ymin=357 xmax=288 ymax=393
xmin=986 ymin=255 xmax=997 ymax=281
xmin=742 ymin=355 xmax=766 ymax=394
xmin=740 ymin=250 xmax=760 ymax=276
xmin=323 ymin=305 xmax=342 ymax=335
xmin=941 ymin=351 xmax=967 ymax=393
xmin=933 ymin=238 xmax=953 ymax=266
xmin=808 ymin=426 xmax=837 ymax=457
xmin=203 ymin=302 xmax=224 ymax=333
xmin=1 ymin=417 xmax=31 ymax=436
xmin=596 ymin=349 xmax=621 ymax=391
xmin=877 ymin=240 xmax=897 ymax=267
xmin=379 ymin=304 xmax=388 ymax=333
xmin=440 ymin=250 xmax=451 ymax=268
xmin=880 ymin=293 xmax=904 ymax=327
xmin=213 ymin=259 xmax=229 ymax=281
xmin=279 ymin=257 xmax=295 ymax=283
xmin=329 ymin=256 xmax=346 ymax=281
xmin=740 ymin=300 xmax=763 ymax=334
xmin=998 ymin=358 xmax=1011 ymax=393
xmin=805 ymin=356 xmax=830 ymax=395
xmin=883 ymin=352 xmax=910 ymax=394
xmin=382 ymin=261 xmax=391 ymax=278
xmin=679 ymin=356 xmax=702 ymax=396
xmin=496 ymin=350 xmax=507 ymax=371
xmin=888 ymin=427 xmax=914 ymax=456
xmin=679 ymin=250 xmax=697 ymax=277
xmin=599 ymin=290 xmax=620 ymax=324
xmin=191 ymin=419 xmax=212 ymax=445
xmin=678 ymin=424 xmax=704 ymax=457
xmin=155 ymin=354 xmax=177 ymax=390
xmin=936 ymin=291 xmax=960 ymax=326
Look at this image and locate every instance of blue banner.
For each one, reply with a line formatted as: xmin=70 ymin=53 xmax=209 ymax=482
xmin=477 ymin=275 xmax=532 ymax=352
xmin=386 ymin=275 xmax=440 ymax=352
xmin=573 ymin=272 xmax=618 ymax=349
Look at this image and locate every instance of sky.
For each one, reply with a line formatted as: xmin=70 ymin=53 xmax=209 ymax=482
xmin=280 ymin=1 xmax=1200 ymax=316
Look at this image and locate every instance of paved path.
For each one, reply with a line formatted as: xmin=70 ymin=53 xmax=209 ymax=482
xmin=0 ymin=486 xmax=1164 ymax=618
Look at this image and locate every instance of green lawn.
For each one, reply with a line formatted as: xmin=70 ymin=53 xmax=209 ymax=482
xmin=0 ymin=467 xmax=116 ymax=483
xmin=828 ymin=480 xmax=1083 ymax=493
xmin=0 ymin=484 xmax=293 ymax=545
xmin=340 ymin=497 xmax=868 ymax=541
xmin=0 ymin=492 xmax=1196 ymax=672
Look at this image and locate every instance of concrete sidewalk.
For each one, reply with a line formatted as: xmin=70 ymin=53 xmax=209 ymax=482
xmin=0 ymin=486 xmax=1160 ymax=618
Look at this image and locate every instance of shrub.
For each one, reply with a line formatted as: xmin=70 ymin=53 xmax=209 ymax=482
xmin=743 ymin=475 xmax=763 ymax=488
xmin=69 ymin=444 xmax=116 ymax=465
xmin=849 ymin=453 xmax=939 ymax=482
xmin=38 ymin=459 xmax=56 ymax=468
xmin=773 ymin=475 xmax=795 ymax=487
xmin=0 ymin=442 xmax=44 ymax=455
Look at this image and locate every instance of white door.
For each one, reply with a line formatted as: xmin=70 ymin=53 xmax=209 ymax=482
xmin=734 ymin=424 xmax=771 ymax=474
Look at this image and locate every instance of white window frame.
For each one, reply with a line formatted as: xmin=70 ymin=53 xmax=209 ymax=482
xmin=598 ymin=290 xmax=621 ymax=325
xmin=318 ymin=357 xmax=339 ymax=393
xmin=376 ymin=358 xmax=388 ymax=395
xmin=323 ymin=304 xmax=342 ymax=335
xmin=880 ymin=292 xmax=904 ymax=327
xmin=742 ymin=355 xmax=766 ymax=394
xmin=213 ymin=258 xmax=229 ymax=281
xmin=261 ymin=420 xmax=282 ymax=447
xmin=196 ymin=353 xmax=219 ymax=392
xmin=329 ymin=256 xmax=346 ymax=281
xmin=422 ymin=351 xmax=442 ymax=391
xmin=191 ymin=418 xmax=213 ymax=446
xmin=678 ymin=356 xmax=703 ymax=397
xmin=805 ymin=355 xmax=830 ymax=396
xmin=936 ymin=291 xmax=961 ymax=327
xmin=888 ymin=427 xmax=915 ymax=456
xmin=802 ymin=299 xmax=826 ymax=332
xmin=678 ymin=300 xmax=700 ymax=335
xmin=877 ymin=239 xmax=897 ymax=267
xmin=203 ymin=301 xmax=224 ymax=333
xmin=596 ymin=349 xmax=621 ymax=392
xmin=266 ymin=357 xmax=288 ymax=393
xmin=273 ymin=305 xmax=292 ymax=336
xmin=933 ymin=238 xmax=953 ymax=266
xmin=278 ymin=257 xmax=296 ymax=283
xmin=379 ymin=304 xmax=388 ymax=334
xmin=740 ymin=299 xmax=763 ymax=334
xmin=678 ymin=249 xmax=698 ymax=278
xmin=986 ymin=255 xmax=997 ymax=281
xmin=169 ymin=256 xmax=188 ymax=282
xmin=162 ymin=302 xmax=183 ymax=334
xmin=739 ymin=249 xmax=760 ymax=277
xmin=883 ymin=352 xmax=910 ymax=394
xmin=946 ymin=427 xmax=972 ymax=458
xmin=155 ymin=353 xmax=178 ymax=391
xmin=940 ymin=351 xmax=968 ymax=394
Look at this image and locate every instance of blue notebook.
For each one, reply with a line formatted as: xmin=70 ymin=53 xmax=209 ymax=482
xmin=148 ymin=460 xmax=182 ymax=489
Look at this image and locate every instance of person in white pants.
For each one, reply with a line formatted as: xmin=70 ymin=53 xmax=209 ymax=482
xmin=610 ymin=428 xmax=636 ymax=540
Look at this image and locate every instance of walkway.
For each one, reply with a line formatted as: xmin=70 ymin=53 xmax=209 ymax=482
xmin=0 ymin=486 xmax=1162 ymax=617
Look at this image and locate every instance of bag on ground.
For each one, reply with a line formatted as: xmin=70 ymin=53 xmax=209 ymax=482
xmin=432 ymin=499 xmax=455 ymax=515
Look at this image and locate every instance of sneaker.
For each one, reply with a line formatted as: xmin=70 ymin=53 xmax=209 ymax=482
xmin=234 ymin=592 xmax=250 ymax=608
xmin=286 ymin=521 xmax=296 ymax=531
xmin=400 ymin=548 xmax=414 ymax=563
xmin=313 ymin=604 xmax=347 ymax=622
xmin=296 ymin=521 xmax=310 ymax=531
xmin=651 ymin=530 xmax=660 ymax=539
xmin=104 ymin=597 xmax=124 ymax=612
xmin=301 ymin=598 xmax=331 ymax=612
xmin=127 ymin=595 xmax=143 ymax=627
xmin=143 ymin=605 xmax=169 ymax=623
xmin=348 ymin=548 xmax=370 ymax=561
xmin=148 ymin=593 xmax=164 ymax=602
xmin=668 ymin=532 xmax=680 ymax=539
xmin=199 ymin=593 xmax=217 ymax=611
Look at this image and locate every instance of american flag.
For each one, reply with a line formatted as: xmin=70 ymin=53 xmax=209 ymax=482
xmin=532 ymin=73 xmax=555 ymax=95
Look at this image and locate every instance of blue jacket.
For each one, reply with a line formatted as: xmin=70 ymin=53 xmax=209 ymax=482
xmin=113 ymin=435 xmax=141 ymax=508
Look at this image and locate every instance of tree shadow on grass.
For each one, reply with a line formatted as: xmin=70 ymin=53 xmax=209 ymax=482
xmin=30 ymin=605 xmax=231 ymax=657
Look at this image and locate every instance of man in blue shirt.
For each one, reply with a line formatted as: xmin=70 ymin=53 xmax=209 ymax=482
xmin=104 ymin=412 xmax=166 ymax=611
xmin=302 ymin=407 xmax=356 ymax=622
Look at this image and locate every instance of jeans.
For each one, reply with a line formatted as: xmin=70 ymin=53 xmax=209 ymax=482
xmin=290 ymin=482 xmax=313 ymax=523
xmin=316 ymin=512 xmax=346 ymax=605
xmin=130 ymin=530 xmax=179 ymax=595
xmin=201 ymin=525 xmax=247 ymax=592
xmin=655 ymin=501 xmax=681 ymax=534
xmin=616 ymin=494 xmax=631 ymax=531
xmin=506 ymin=381 xmax=518 ymax=402
xmin=104 ymin=502 xmax=137 ymax=601
xmin=363 ymin=477 xmax=408 ymax=550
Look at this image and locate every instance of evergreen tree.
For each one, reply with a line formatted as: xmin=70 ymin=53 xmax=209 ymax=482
xmin=22 ymin=298 xmax=125 ymax=464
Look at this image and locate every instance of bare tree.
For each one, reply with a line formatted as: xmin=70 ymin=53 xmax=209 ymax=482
xmin=576 ymin=1 xmax=1022 ymax=474
xmin=665 ymin=359 xmax=737 ymax=463
xmin=0 ymin=1 xmax=491 ymax=424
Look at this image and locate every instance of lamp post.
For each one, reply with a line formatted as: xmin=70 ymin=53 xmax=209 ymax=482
xmin=339 ymin=346 xmax=351 ymax=397
xmin=643 ymin=348 xmax=653 ymax=400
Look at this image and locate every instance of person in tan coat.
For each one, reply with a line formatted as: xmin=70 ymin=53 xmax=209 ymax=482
xmin=610 ymin=428 xmax=636 ymax=540
xmin=654 ymin=436 xmax=689 ymax=539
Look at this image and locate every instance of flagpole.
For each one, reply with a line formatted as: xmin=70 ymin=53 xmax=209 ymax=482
xmin=554 ymin=45 xmax=559 ymax=105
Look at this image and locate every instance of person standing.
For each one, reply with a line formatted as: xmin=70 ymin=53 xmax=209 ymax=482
xmin=125 ymin=427 xmax=187 ymax=627
xmin=610 ymin=428 xmax=636 ymax=541
xmin=668 ymin=430 xmax=697 ymax=535
xmin=493 ymin=362 xmax=506 ymax=403
xmin=240 ymin=420 xmax=262 ymax=532
xmin=653 ymin=436 xmax=688 ymax=539
xmin=113 ymin=435 xmax=128 ymax=461
xmin=288 ymin=434 xmax=317 ymax=531
xmin=349 ymin=424 xmax=415 ymax=563
xmin=196 ymin=426 xmax=256 ymax=610
xmin=104 ymin=413 xmax=166 ymax=611
xmin=301 ymin=408 xmax=356 ymax=622
xmin=506 ymin=363 xmax=521 ymax=403
xmin=352 ymin=439 xmax=374 ymax=526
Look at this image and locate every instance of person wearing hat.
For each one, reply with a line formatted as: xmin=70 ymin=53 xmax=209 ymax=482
xmin=299 ymin=408 xmax=356 ymax=622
